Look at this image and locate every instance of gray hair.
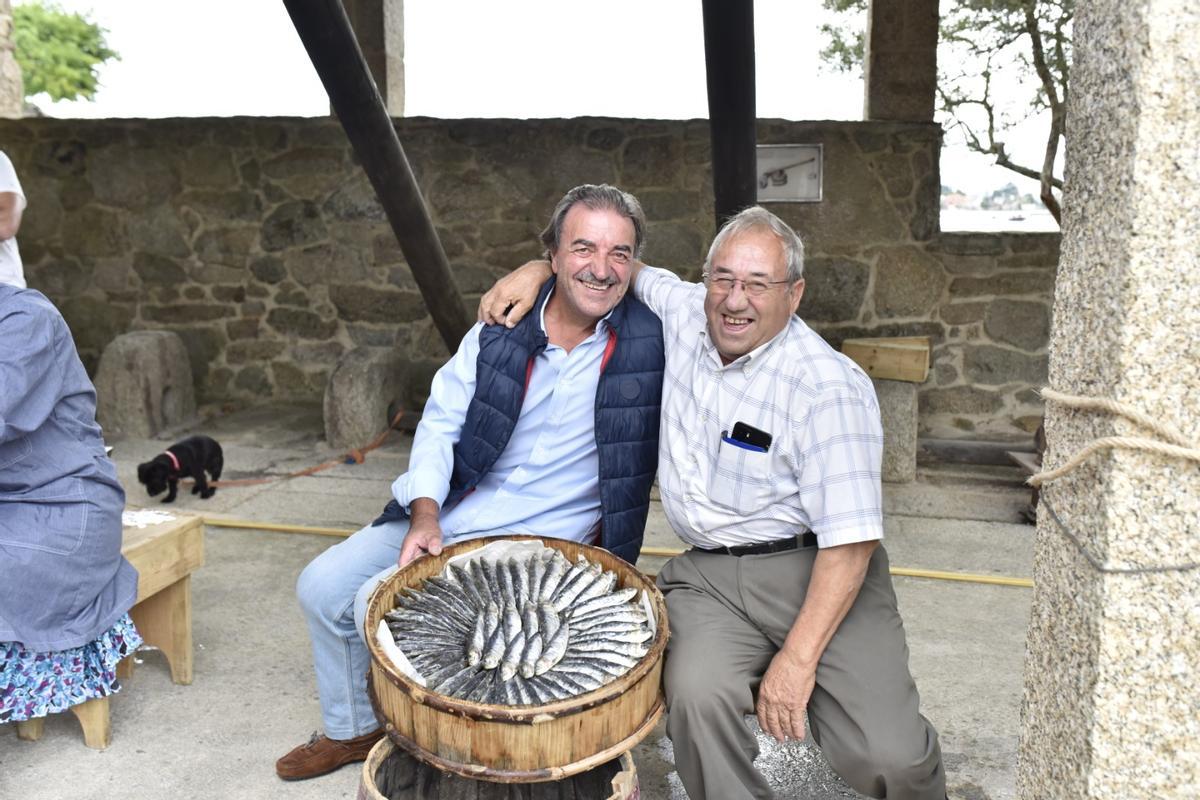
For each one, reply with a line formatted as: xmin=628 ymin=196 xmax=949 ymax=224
xmin=540 ymin=184 xmax=647 ymax=260
xmin=704 ymin=206 xmax=805 ymax=283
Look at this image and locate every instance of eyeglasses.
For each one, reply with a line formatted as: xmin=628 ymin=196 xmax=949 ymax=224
xmin=703 ymin=273 xmax=794 ymax=297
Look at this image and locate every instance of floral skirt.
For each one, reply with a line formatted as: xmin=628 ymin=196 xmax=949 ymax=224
xmin=0 ymin=614 xmax=142 ymax=724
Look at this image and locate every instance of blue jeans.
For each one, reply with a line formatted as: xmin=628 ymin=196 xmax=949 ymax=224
xmin=297 ymin=520 xmax=515 ymax=738
xmin=300 ymin=520 xmax=590 ymax=738
xmin=295 ymin=519 xmax=409 ymax=740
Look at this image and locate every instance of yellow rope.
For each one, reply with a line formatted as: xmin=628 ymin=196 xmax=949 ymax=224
xmin=1029 ymin=387 xmax=1200 ymax=487
xmin=202 ymin=516 xmax=355 ymax=538
xmin=204 ymin=530 xmax=1034 ymax=587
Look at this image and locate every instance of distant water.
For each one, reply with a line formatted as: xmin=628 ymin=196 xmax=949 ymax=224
xmin=940 ymin=208 xmax=1060 ymax=233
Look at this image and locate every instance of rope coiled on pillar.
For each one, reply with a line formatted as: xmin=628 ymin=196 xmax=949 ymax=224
xmin=1027 ymin=387 xmax=1200 ymax=487
xmin=1031 ymin=387 xmax=1200 ymax=575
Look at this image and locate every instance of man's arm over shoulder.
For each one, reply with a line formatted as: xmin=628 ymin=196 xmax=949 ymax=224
xmin=390 ymin=322 xmax=484 ymax=511
xmin=631 ymin=264 xmax=703 ymax=322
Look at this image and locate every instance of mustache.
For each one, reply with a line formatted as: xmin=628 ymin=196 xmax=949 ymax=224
xmin=576 ymin=271 xmax=619 ymax=287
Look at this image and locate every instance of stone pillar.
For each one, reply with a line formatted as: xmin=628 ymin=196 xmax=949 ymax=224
xmin=0 ymin=0 xmax=24 ymax=118
xmin=1017 ymin=1 xmax=1200 ymax=798
xmin=863 ymin=0 xmax=938 ymax=121
xmin=344 ymin=0 xmax=404 ymax=117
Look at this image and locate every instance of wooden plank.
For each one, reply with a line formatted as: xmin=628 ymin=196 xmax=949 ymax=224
xmin=841 ymin=336 xmax=931 ymax=383
xmin=122 ymin=513 xmax=204 ymax=603
xmin=701 ymin=0 xmax=757 ymax=227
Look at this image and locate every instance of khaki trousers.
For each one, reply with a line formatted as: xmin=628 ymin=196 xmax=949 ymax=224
xmin=657 ymin=544 xmax=945 ymax=800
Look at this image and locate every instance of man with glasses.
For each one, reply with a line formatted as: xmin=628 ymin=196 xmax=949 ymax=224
xmin=481 ymin=205 xmax=945 ymax=800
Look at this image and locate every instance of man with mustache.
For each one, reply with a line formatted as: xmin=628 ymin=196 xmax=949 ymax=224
xmin=481 ymin=206 xmax=945 ymax=799
xmin=277 ymin=184 xmax=664 ymax=781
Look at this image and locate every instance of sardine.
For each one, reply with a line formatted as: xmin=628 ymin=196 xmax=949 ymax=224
xmin=570 ymin=623 xmax=652 ymax=643
xmin=484 ymin=601 xmax=501 ymax=639
xmin=535 ymin=619 xmax=570 ymax=675
xmin=574 ymin=568 xmax=617 ymax=603
xmin=567 ymin=639 xmax=649 ymax=659
xmin=570 ymin=586 xmax=638 ymax=619
xmin=538 ymin=601 xmax=561 ymax=642
xmin=433 ymin=664 xmax=480 ymax=695
xmin=571 ymin=606 xmax=648 ymax=630
xmin=520 ymin=632 xmax=543 ymax=679
xmin=502 ymin=601 xmax=521 ymax=643
xmin=538 ymin=553 xmax=568 ymax=602
xmin=481 ymin=620 xmax=507 ymax=669
xmin=498 ymin=561 xmax=517 ymax=608
xmin=528 ymin=556 xmax=546 ymax=603
xmin=508 ymin=558 xmax=529 ymax=608
xmin=521 ymin=602 xmax=540 ymax=638
xmin=466 ymin=613 xmax=487 ymax=666
xmin=480 ymin=558 xmax=504 ymax=604
xmin=500 ymin=630 xmax=527 ymax=681
xmin=449 ymin=563 xmax=485 ymax=609
xmin=469 ymin=559 xmax=494 ymax=605
xmin=511 ymin=676 xmax=535 ymax=706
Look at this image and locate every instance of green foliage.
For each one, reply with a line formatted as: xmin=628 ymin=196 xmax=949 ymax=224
xmin=12 ymin=1 xmax=118 ymax=102
xmin=818 ymin=0 xmax=866 ymax=73
xmin=821 ymin=0 xmax=1072 ymax=219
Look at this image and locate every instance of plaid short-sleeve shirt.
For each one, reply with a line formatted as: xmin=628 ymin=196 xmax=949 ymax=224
xmin=637 ymin=267 xmax=884 ymax=549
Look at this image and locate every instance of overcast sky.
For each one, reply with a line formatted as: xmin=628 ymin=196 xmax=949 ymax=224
xmin=22 ymin=0 xmax=1054 ymax=199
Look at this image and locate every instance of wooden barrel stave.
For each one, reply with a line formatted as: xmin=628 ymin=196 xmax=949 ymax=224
xmin=360 ymin=737 xmax=637 ymax=800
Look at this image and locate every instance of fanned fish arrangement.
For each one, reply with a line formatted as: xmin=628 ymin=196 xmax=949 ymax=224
xmin=384 ymin=546 xmax=653 ymax=706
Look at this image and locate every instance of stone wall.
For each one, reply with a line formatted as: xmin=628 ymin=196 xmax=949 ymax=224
xmin=0 ymin=116 xmax=1056 ymax=441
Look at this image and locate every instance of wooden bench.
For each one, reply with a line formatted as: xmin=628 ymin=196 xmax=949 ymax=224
xmin=14 ymin=510 xmax=204 ymax=749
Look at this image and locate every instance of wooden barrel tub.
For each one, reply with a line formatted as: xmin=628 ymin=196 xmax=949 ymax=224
xmin=357 ymin=736 xmax=640 ymax=800
xmin=365 ymin=535 xmax=669 ymax=783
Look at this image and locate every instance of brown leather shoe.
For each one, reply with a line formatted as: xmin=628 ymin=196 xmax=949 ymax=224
xmin=275 ymin=729 xmax=384 ymax=781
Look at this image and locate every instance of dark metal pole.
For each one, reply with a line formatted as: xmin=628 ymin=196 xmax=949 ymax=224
xmin=282 ymin=0 xmax=472 ymax=350
xmin=701 ymin=0 xmax=758 ymax=229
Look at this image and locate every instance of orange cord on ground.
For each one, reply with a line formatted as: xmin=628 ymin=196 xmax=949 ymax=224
xmin=184 ymin=409 xmax=407 ymax=489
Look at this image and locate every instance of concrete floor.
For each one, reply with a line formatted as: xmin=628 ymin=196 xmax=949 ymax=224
xmin=0 ymin=403 xmax=1036 ymax=799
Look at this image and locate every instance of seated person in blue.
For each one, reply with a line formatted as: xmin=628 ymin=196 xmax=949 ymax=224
xmin=276 ymin=184 xmax=665 ymax=781
xmin=0 ymin=286 xmax=141 ymax=728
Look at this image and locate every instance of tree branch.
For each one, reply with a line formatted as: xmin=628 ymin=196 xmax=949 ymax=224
xmin=1038 ymin=112 xmax=1064 ymax=222
xmin=1021 ymin=0 xmax=1066 ymax=220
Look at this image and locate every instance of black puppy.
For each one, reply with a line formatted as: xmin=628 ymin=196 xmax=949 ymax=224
xmin=137 ymin=435 xmax=224 ymax=503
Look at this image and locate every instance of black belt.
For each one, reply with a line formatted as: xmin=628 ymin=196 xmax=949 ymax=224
xmin=693 ymin=532 xmax=817 ymax=556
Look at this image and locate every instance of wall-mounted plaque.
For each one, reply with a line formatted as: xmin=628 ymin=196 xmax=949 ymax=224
xmin=756 ymin=144 xmax=823 ymax=203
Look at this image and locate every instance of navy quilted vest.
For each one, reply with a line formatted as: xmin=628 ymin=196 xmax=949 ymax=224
xmin=375 ymin=277 xmax=663 ymax=564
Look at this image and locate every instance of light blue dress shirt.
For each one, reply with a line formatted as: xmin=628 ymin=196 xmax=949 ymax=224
xmin=391 ymin=293 xmax=612 ymax=545
xmin=0 ymin=286 xmax=136 ymax=650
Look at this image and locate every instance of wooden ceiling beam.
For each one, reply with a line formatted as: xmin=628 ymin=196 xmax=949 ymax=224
xmin=282 ymin=0 xmax=471 ymax=350
xmin=701 ymin=0 xmax=758 ymax=229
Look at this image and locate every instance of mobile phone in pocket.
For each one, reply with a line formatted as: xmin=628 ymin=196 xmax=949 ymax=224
xmin=730 ymin=421 xmax=772 ymax=451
